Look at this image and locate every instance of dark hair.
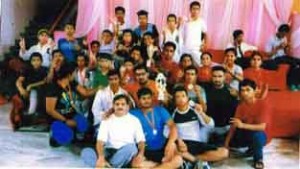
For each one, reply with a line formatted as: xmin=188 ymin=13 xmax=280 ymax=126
xmin=30 ymin=52 xmax=43 ymax=61
xmin=90 ymin=40 xmax=100 ymax=47
xmin=190 ymin=1 xmax=201 ymax=9
xmin=137 ymin=87 xmax=153 ymax=99
xmin=55 ymin=64 xmax=75 ymax=81
xmin=130 ymin=45 xmax=142 ymax=54
xmin=102 ymin=29 xmax=113 ymax=36
xmin=96 ymin=52 xmax=113 ymax=60
xmin=124 ymin=57 xmax=135 ymax=64
xmin=113 ymin=94 xmax=130 ymax=104
xmin=122 ymin=29 xmax=136 ymax=44
xmin=173 ymin=85 xmax=188 ymax=96
xmin=233 ymin=29 xmax=243 ymax=40
xmin=184 ymin=65 xmax=198 ymax=74
xmin=163 ymin=41 xmax=176 ymax=50
xmin=76 ymin=53 xmax=89 ymax=62
xmin=167 ymin=14 xmax=177 ymax=21
xmin=250 ymin=51 xmax=263 ymax=60
xmin=137 ymin=10 xmax=148 ymax=16
xmin=201 ymin=52 xmax=213 ymax=59
xmin=134 ymin=64 xmax=148 ymax=73
xmin=278 ymin=24 xmax=290 ymax=33
xmin=225 ymin=47 xmax=237 ymax=56
xmin=52 ymin=49 xmax=63 ymax=57
xmin=239 ymin=79 xmax=257 ymax=91
xmin=65 ymin=23 xmax=75 ymax=28
xmin=108 ymin=69 xmax=120 ymax=78
xmin=115 ymin=6 xmax=125 ymax=14
xmin=180 ymin=53 xmax=193 ymax=63
xmin=143 ymin=32 xmax=154 ymax=39
xmin=212 ymin=66 xmax=226 ymax=73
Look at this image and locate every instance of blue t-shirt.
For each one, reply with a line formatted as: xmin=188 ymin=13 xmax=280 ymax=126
xmin=130 ymin=106 xmax=171 ymax=151
xmin=58 ymin=38 xmax=79 ymax=63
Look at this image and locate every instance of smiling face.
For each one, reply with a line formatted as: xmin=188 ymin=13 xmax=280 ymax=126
xmin=224 ymin=51 xmax=236 ymax=65
xmin=250 ymin=54 xmax=263 ymax=69
xmin=163 ymin=46 xmax=175 ymax=60
xmin=135 ymin=68 xmax=149 ymax=85
xmin=113 ymin=98 xmax=129 ymax=116
xmin=201 ymin=53 xmax=212 ymax=66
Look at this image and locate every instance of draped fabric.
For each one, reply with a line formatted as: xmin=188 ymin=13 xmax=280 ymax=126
xmin=75 ymin=0 xmax=299 ymax=56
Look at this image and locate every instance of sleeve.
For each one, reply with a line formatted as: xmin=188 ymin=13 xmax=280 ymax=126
xmin=201 ymin=20 xmax=207 ymax=33
xmin=234 ymin=104 xmax=242 ymax=119
xmin=200 ymin=86 xmax=207 ymax=103
xmin=197 ymin=112 xmax=214 ymax=128
xmin=92 ymin=90 xmax=105 ymax=125
xmin=134 ymin=118 xmax=146 ymax=143
xmin=97 ymin=120 xmax=108 ymax=142
xmin=45 ymin=83 xmax=58 ymax=97
xmin=20 ymin=46 xmax=35 ymax=60
xmin=159 ymin=106 xmax=172 ymax=124
xmin=235 ymin=65 xmax=243 ymax=75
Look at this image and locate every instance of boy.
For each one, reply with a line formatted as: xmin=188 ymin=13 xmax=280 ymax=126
xmin=225 ymin=79 xmax=271 ymax=169
xmin=99 ymin=30 xmax=115 ymax=54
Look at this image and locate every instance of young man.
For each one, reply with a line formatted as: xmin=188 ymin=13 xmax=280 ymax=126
xmin=99 ymin=29 xmax=115 ymax=54
xmin=88 ymin=40 xmax=100 ymax=67
xmin=162 ymin=14 xmax=182 ymax=63
xmin=19 ymin=29 xmax=55 ymax=68
xmin=96 ymin=94 xmax=145 ymax=168
xmin=91 ymin=53 xmax=113 ymax=89
xmin=141 ymin=32 xmax=161 ymax=68
xmin=130 ymin=87 xmax=182 ymax=168
xmin=226 ymin=29 xmax=258 ymax=68
xmin=182 ymin=1 xmax=207 ymax=66
xmin=92 ymin=70 xmax=131 ymax=128
xmin=204 ymin=66 xmax=238 ymax=145
xmin=133 ymin=10 xmax=159 ymax=45
xmin=172 ymin=86 xmax=228 ymax=169
xmin=73 ymin=53 xmax=89 ymax=87
xmin=225 ymin=79 xmax=271 ymax=169
xmin=109 ymin=6 xmax=131 ymax=40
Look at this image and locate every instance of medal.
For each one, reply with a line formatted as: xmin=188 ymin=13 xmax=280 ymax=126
xmin=153 ymin=129 xmax=157 ymax=135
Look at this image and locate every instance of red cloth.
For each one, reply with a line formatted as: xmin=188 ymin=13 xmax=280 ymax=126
xmin=244 ymin=68 xmax=268 ymax=88
xmin=235 ymin=99 xmax=272 ymax=142
xmin=159 ymin=59 xmax=181 ymax=84
xmin=198 ymin=66 xmax=212 ymax=82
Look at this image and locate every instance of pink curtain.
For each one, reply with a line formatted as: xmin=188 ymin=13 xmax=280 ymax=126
xmin=75 ymin=0 xmax=298 ymax=56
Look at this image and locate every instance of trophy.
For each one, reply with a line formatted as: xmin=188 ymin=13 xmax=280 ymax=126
xmin=155 ymin=73 xmax=167 ymax=101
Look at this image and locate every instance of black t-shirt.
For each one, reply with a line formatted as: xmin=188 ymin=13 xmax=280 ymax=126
xmin=45 ymin=81 xmax=79 ymax=115
xmin=21 ymin=66 xmax=48 ymax=87
xmin=204 ymin=84 xmax=238 ymax=127
xmin=173 ymin=108 xmax=199 ymax=124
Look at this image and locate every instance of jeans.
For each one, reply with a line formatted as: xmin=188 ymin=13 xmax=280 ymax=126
xmin=105 ymin=143 xmax=138 ymax=168
xmin=230 ymin=129 xmax=267 ymax=161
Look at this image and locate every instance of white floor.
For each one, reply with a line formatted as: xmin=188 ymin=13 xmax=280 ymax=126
xmin=0 ymin=103 xmax=299 ymax=168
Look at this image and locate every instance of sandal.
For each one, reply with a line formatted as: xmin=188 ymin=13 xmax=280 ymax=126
xmin=254 ymin=160 xmax=264 ymax=169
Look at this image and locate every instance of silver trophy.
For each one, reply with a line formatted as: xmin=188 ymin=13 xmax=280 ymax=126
xmin=155 ymin=73 xmax=167 ymax=101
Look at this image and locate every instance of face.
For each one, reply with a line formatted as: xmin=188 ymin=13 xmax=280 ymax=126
xmin=138 ymin=15 xmax=148 ymax=27
xmin=135 ymin=69 xmax=149 ymax=85
xmin=250 ymin=55 xmax=262 ymax=69
xmin=131 ymin=50 xmax=142 ymax=62
xmin=98 ymin=58 xmax=112 ymax=70
xmin=31 ymin=56 xmax=42 ymax=69
xmin=190 ymin=5 xmax=200 ymax=17
xmin=91 ymin=43 xmax=100 ymax=53
xmin=139 ymin=94 xmax=153 ymax=109
xmin=175 ymin=91 xmax=189 ymax=108
xmin=38 ymin=32 xmax=49 ymax=44
xmin=236 ymin=34 xmax=244 ymax=44
xmin=52 ymin=52 xmax=64 ymax=66
xmin=124 ymin=61 xmax=134 ymax=71
xmin=185 ymin=69 xmax=197 ymax=84
xmin=109 ymin=75 xmax=120 ymax=88
xmin=77 ymin=56 xmax=86 ymax=68
xmin=201 ymin=54 xmax=212 ymax=66
xmin=163 ymin=46 xmax=175 ymax=60
xmin=225 ymin=51 xmax=236 ymax=65
xmin=116 ymin=10 xmax=125 ymax=21
xmin=181 ymin=56 xmax=193 ymax=68
xmin=167 ymin=17 xmax=177 ymax=28
xmin=64 ymin=25 xmax=75 ymax=36
xmin=143 ymin=35 xmax=154 ymax=46
xmin=123 ymin=32 xmax=133 ymax=43
xmin=102 ymin=32 xmax=113 ymax=44
xmin=240 ymin=86 xmax=256 ymax=101
xmin=212 ymin=70 xmax=225 ymax=88
xmin=113 ymin=98 xmax=129 ymax=116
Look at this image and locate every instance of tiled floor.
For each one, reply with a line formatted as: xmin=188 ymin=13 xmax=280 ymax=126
xmin=0 ymin=103 xmax=299 ymax=168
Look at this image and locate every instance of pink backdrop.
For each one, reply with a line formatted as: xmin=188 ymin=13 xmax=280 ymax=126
xmin=75 ymin=0 xmax=300 ymax=57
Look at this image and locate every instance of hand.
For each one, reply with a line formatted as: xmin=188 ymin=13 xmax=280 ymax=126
xmin=26 ymin=85 xmax=32 ymax=92
xmin=20 ymin=89 xmax=28 ymax=98
xmin=96 ymin=156 xmax=108 ymax=168
xmin=65 ymin=119 xmax=77 ymax=127
xmin=230 ymin=118 xmax=244 ymax=129
xmin=132 ymin=153 xmax=144 ymax=168
xmin=177 ymin=139 xmax=188 ymax=153
xmin=49 ymin=39 xmax=56 ymax=49
xmin=163 ymin=141 xmax=176 ymax=162
xmin=229 ymin=88 xmax=238 ymax=97
xmin=19 ymin=38 xmax=26 ymax=50
xmin=177 ymin=17 xmax=183 ymax=27
xmin=194 ymin=103 xmax=203 ymax=113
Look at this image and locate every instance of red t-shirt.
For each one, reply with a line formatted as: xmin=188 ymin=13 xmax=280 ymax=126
xmin=198 ymin=66 xmax=212 ymax=82
xmin=243 ymin=68 xmax=269 ymax=88
xmin=160 ymin=59 xmax=181 ymax=84
xmin=235 ymin=99 xmax=271 ymax=140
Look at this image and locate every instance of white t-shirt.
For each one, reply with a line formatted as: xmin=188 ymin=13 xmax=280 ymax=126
xmin=226 ymin=42 xmax=258 ymax=58
xmin=162 ymin=28 xmax=182 ymax=63
xmin=224 ymin=64 xmax=243 ymax=90
xmin=97 ymin=113 xmax=145 ymax=149
xmin=265 ymin=35 xmax=287 ymax=59
xmin=182 ymin=18 xmax=207 ymax=51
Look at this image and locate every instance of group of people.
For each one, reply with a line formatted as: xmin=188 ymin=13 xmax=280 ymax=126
xmin=9 ymin=1 xmax=299 ymax=169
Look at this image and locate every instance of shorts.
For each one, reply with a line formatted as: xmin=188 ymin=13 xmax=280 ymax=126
xmin=144 ymin=149 xmax=165 ymax=163
xmin=184 ymin=140 xmax=218 ymax=155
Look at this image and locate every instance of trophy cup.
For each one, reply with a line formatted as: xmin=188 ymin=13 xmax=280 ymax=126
xmin=155 ymin=73 xmax=167 ymax=101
